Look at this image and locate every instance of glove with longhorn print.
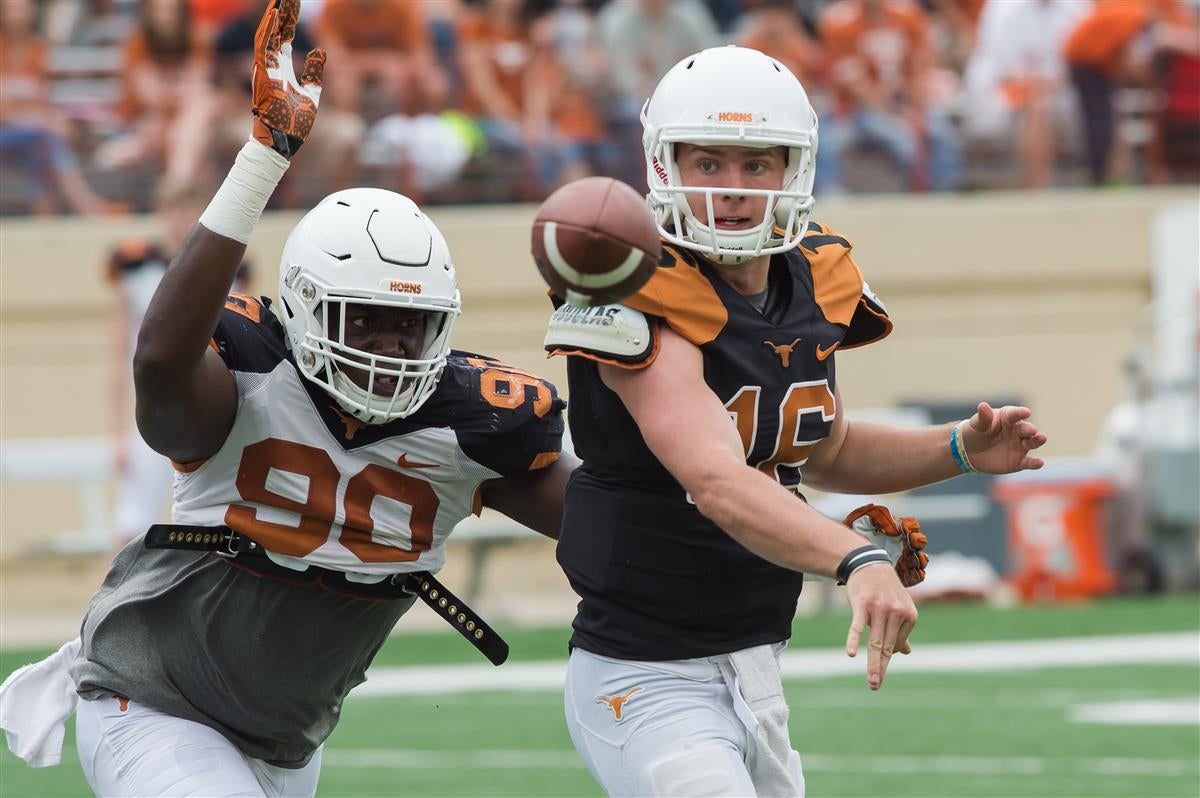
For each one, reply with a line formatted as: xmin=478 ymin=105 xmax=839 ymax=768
xmin=842 ymin=503 xmax=929 ymax=588
xmin=251 ymin=0 xmax=325 ymax=158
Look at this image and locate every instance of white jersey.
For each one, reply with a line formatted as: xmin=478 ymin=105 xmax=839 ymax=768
xmin=71 ymin=294 xmax=565 ymax=768
xmin=173 ymin=294 xmax=565 ymax=577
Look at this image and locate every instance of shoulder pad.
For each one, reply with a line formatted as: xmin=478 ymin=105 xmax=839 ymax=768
xmin=801 ymin=221 xmax=892 ymax=349
xmin=544 ymin=303 xmax=658 ymax=369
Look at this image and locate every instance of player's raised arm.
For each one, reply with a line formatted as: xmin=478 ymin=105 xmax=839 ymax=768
xmin=133 ymin=0 xmax=324 ymax=463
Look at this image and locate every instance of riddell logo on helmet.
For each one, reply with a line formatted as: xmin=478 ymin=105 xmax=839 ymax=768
xmin=388 ymin=280 xmax=422 ymax=294
xmin=717 ymin=111 xmax=754 ymax=123
xmin=652 ymin=158 xmax=669 ymax=185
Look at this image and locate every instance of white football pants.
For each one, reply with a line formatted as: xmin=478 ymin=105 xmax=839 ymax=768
xmin=564 ymin=646 xmax=805 ymax=797
xmin=75 ymin=694 xmax=321 ymax=797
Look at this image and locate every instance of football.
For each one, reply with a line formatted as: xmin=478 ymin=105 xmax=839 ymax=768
xmin=531 ymin=177 xmax=661 ymax=308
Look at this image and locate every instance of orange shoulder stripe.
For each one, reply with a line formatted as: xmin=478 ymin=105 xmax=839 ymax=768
xmin=623 ymin=246 xmax=727 ymax=346
xmin=802 ymin=222 xmax=864 ymax=329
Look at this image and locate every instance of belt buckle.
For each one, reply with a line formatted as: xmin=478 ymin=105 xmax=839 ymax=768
xmin=391 ymin=573 xmax=419 ymax=596
xmin=216 ymin=531 xmax=258 ymax=559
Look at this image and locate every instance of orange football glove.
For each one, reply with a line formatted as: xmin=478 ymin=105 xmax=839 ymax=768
xmin=251 ymin=0 xmax=325 ymax=158
xmin=842 ymin=503 xmax=929 ymax=588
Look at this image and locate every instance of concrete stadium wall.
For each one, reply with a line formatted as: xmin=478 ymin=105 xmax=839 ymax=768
xmin=1 ymin=187 xmax=1196 ymax=559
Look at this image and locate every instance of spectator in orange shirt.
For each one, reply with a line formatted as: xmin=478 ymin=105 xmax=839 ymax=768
xmin=735 ymin=0 xmax=823 ymax=90
xmin=1064 ymin=0 xmax=1197 ymax=184
xmin=457 ymin=0 xmax=587 ymax=197
xmin=94 ymin=0 xmax=215 ymax=194
xmin=526 ymin=0 xmax=616 ymax=182
xmin=0 ymin=0 xmax=120 ymax=215
xmin=314 ymin=0 xmax=441 ymax=120
xmin=817 ymin=0 xmax=962 ymax=192
xmin=962 ymin=0 xmax=1091 ymax=188
xmin=188 ymin=0 xmax=246 ymax=42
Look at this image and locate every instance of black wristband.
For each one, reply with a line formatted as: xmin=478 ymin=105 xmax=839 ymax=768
xmin=836 ymin=544 xmax=891 ymax=585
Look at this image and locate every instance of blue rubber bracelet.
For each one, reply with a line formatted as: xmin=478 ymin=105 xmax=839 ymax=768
xmin=950 ymin=422 xmax=978 ymax=474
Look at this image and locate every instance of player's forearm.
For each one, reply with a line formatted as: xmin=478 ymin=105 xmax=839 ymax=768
xmin=690 ymin=464 xmax=873 ymax=579
xmin=134 ymin=141 xmax=287 ymax=388
xmin=805 ymin=419 xmax=962 ymax=494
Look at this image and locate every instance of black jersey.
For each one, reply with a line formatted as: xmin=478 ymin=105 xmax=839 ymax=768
xmin=550 ymin=222 xmax=890 ymax=661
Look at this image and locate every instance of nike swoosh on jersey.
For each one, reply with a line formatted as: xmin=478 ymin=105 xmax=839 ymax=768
xmin=396 ymin=453 xmax=440 ymax=469
xmin=815 ymin=342 xmax=838 ymax=361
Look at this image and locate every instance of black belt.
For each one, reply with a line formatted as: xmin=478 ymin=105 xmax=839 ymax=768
xmin=144 ymin=524 xmax=509 ymax=666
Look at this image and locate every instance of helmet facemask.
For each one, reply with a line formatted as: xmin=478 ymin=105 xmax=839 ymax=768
xmin=291 ymin=285 xmax=459 ymax=423
xmin=645 ymin=120 xmax=817 ymax=266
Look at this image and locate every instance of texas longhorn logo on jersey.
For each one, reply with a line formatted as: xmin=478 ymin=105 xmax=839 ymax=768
xmin=332 ymin=407 xmax=367 ymax=440
xmin=596 ymin=687 xmax=643 ymax=721
xmin=763 ymin=338 xmax=802 ymax=368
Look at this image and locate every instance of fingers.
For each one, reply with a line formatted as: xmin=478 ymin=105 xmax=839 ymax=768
xmin=845 ymin=568 xmax=919 ymax=690
xmin=253 ymin=0 xmax=280 ymax=74
xmin=971 ymin=401 xmax=994 ymax=432
xmin=266 ymin=7 xmax=284 ymax=62
xmin=845 ymin=608 xmax=866 ymax=658
xmin=300 ymin=48 xmax=327 ymax=96
xmin=869 ymin=604 xmax=916 ymax=690
xmin=866 ymin=619 xmax=885 ymax=690
xmin=277 ymin=0 xmax=300 ymax=46
xmin=895 ymin=615 xmax=916 ymax=656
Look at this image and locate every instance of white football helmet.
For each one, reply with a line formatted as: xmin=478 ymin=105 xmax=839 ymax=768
xmin=641 ymin=45 xmax=819 ymax=266
xmin=277 ymin=188 xmax=461 ymax=423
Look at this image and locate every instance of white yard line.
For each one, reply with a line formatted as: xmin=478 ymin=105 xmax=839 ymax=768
xmin=1070 ymin=698 xmax=1200 ymax=725
xmin=354 ymin=631 xmax=1200 ymax=697
xmin=320 ymin=749 xmax=1198 ymax=778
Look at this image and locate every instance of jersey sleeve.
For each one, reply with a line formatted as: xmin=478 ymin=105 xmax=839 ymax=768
xmin=802 ymin=221 xmax=892 ymax=349
xmin=444 ymin=353 xmax=567 ymax=478
xmin=209 ymin=293 xmax=290 ymax=373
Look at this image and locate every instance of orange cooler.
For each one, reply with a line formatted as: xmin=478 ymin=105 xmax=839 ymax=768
xmin=992 ymin=462 xmax=1119 ymax=602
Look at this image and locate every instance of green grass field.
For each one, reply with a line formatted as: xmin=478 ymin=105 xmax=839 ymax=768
xmin=3 ymin=594 xmax=1197 ymax=797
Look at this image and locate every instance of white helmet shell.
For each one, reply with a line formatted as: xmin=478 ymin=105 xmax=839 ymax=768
xmin=277 ymin=188 xmax=461 ymax=423
xmin=641 ymin=45 xmax=819 ymax=265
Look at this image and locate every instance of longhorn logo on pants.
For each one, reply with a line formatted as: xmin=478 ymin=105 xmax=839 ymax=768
xmin=596 ymin=687 xmax=643 ymax=721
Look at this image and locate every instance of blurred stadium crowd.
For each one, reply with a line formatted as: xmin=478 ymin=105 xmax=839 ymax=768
xmin=2 ymin=0 xmax=1198 ymax=215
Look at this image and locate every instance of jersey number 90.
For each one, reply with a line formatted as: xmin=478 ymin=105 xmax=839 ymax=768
xmin=225 ymin=438 xmax=438 ymax=564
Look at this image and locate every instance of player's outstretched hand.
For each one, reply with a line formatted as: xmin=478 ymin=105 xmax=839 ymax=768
xmin=959 ymin=402 xmax=1048 ymax=474
xmin=252 ymin=0 xmax=325 ymax=158
xmin=844 ymin=564 xmax=918 ymax=691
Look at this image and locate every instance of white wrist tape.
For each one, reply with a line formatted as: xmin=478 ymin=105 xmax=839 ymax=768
xmin=198 ymin=139 xmax=290 ymax=244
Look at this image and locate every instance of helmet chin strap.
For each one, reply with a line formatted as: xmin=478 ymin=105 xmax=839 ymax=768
xmin=681 ymin=212 xmax=784 ymax=267
xmin=330 ymin=369 xmax=418 ymax=425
